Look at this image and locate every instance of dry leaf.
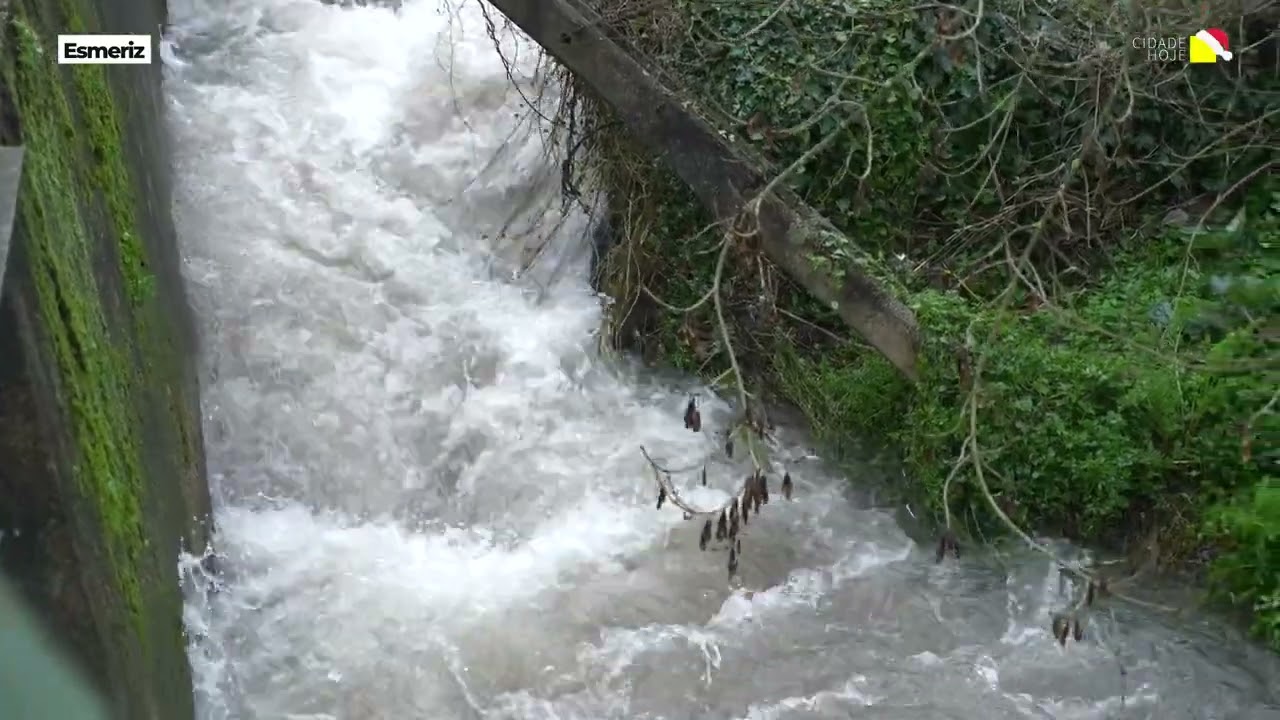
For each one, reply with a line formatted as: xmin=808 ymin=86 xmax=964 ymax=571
xmin=935 ymin=529 xmax=960 ymax=563
xmin=683 ymin=396 xmax=701 ymax=432
xmin=1052 ymin=613 xmax=1070 ymax=646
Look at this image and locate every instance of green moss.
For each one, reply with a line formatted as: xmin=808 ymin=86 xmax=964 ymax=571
xmin=59 ymin=0 xmax=156 ymax=308
xmin=3 ymin=12 xmax=147 ymax=633
xmin=775 ymin=195 xmax=1278 ymax=647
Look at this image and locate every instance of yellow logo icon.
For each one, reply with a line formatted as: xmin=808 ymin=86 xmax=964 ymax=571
xmin=1189 ymin=28 xmax=1233 ymax=63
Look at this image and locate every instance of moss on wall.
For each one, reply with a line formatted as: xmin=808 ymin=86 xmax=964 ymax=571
xmin=0 ymin=0 xmax=210 ymax=715
xmin=4 ymin=10 xmax=151 ymax=626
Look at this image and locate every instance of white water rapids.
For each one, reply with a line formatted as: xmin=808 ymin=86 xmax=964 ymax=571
xmin=163 ymin=1 xmax=1280 ymax=718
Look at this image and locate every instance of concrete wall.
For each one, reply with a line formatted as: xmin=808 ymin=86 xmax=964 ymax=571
xmin=0 ymin=0 xmax=210 ymax=717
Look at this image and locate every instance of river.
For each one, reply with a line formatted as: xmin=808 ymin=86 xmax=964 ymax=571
xmin=162 ymin=0 xmax=1280 ymax=718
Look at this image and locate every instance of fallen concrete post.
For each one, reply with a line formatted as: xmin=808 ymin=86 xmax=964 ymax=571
xmin=486 ymin=0 xmax=922 ymax=379
xmin=0 ymin=146 xmax=22 ymax=296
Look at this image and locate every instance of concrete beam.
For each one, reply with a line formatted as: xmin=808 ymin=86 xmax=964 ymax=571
xmin=0 ymin=146 xmax=22 ymax=297
xmin=486 ymin=0 xmax=922 ymax=379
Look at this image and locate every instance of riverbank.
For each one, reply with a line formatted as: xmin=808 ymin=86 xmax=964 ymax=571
xmin=561 ymin=0 xmax=1278 ymax=648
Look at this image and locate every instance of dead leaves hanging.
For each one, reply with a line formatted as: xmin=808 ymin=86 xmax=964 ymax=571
xmin=1051 ymin=612 xmax=1086 ymax=646
xmin=1048 ymin=574 xmax=1112 ymax=648
xmin=935 ymin=529 xmax=961 ymax=563
xmin=684 ymin=395 xmax=701 ymax=432
xmin=639 ymin=399 xmax=797 ymax=584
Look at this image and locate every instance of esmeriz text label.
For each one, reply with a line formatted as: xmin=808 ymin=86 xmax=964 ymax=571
xmin=56 ymin=35 xmax=152 ymax=65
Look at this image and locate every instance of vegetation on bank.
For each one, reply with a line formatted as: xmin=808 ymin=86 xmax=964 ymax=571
xmin=541 ymin=0 xmax=1278 ymax=645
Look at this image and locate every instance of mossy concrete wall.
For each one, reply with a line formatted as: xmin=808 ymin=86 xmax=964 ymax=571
xmin=0 ymin=0 xmax=211 ymax=717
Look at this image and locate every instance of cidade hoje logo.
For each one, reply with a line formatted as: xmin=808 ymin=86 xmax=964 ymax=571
xmin=1131 ymin=26 xmax=1236 ymax=64
xmin=56 ymin=34 xmax=152 ymax=64
xmin=1189 ymin=27 xmax=1233 ymax=63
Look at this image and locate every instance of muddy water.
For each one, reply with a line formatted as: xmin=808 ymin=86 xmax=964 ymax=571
xmin=164 ymin=1 xmax=1280 ymax=717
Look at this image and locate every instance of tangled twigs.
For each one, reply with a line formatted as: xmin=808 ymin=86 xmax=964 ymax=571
xmin=639 ymin=203 xmax=771 ymax=473
xmin=639 ymin=443 xmax=793 ymax=521
xmin=923 ymin=118 xmax=1181 ymax=643
xmin=640 ymin=446 xmax=720 ymax=517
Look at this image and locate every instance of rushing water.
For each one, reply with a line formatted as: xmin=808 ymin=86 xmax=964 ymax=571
xmin=164 ymin=1 xmax=1280 ymax=718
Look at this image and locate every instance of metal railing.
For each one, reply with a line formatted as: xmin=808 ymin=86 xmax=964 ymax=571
xmin=1 ymin=572 xmax=109 ymax=719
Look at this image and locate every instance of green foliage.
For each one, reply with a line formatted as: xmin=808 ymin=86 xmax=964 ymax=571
xmin=646 ymin=0 xmax=1277 ymax=276
xmin=689 ymin=208 xmax=1273 ymax=546
xmin=668 ymin=0 xmax=932 ymax=251
xmin=779 ymin=184 xmax=1277 ymax=644
xmin=573 ymin=0 xmax=1277 ymax=643
xmin=1205 ymin=481 xmax=1280 ymax=650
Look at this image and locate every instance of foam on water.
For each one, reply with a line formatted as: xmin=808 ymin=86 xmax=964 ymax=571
xmin=166 ymin=1 xmax=1279 ymax=718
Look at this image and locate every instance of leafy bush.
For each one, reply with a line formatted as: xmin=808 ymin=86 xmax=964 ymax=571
xmin=592 ymin=0 xmax=1278 ymax=283
xmin=1206 ymin=482 xmax=1280 ymax=650
xmin=555 ymin=0 xmax=1277 ymax=642
xmin=777 ymin=182 xmax=1276 ymax=644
